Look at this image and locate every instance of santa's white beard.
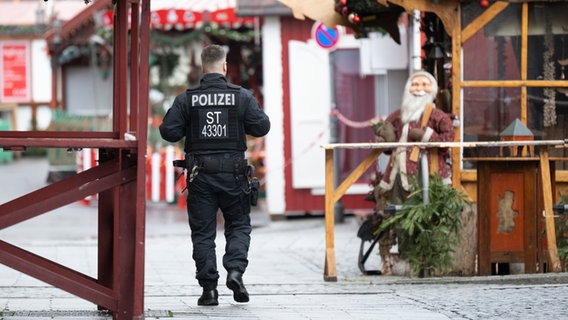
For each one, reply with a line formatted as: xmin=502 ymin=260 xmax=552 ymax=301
xmin=400 ymin=92 xmax=434 ymax=123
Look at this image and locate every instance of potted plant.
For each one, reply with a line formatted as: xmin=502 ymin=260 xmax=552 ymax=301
xmin=376 ymin=174 xmax=470 ymax=277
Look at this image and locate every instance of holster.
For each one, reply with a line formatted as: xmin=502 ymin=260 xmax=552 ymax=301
xmin=172 ymin=154 xmax=195 ymax=169
xmin=247 ymin=164 xmax=259 ymax=206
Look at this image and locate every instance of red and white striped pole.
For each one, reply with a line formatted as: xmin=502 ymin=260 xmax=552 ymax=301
xmin=148 ymin=145 xmax=178 ymax=203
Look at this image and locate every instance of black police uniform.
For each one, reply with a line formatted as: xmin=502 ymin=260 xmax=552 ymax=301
xmin=159 ymin=73 xmax=270 ymax=291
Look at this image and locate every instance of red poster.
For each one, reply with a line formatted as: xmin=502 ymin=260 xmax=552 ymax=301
xmin=1 ymin=41 xmax=30 ymax=102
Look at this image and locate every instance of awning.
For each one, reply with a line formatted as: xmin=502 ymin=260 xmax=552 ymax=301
xmin=101 ymin=0 xmax=256 ymax=31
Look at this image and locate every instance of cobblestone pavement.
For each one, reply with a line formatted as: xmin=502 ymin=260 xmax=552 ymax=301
xmin=1 ymin=158 xmax=568 ymax=319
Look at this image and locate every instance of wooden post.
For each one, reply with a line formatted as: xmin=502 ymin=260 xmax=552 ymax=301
xmin=324 ymin=148 xmax=381 ymax=281
xmin=324 ymin=148 xmax=337 ymax=281
xmin=539 ymin=147 xmax=562 ymax=272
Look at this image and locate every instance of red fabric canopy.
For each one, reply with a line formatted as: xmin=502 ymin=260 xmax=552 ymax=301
xmin=101 ymin=0 xmax=255 ymax=30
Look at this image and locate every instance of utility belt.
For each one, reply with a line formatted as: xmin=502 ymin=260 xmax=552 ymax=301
xmin=174 ymin=154 xmax=247 ymax=174
xmin=196 ymin=155 xmax=248 ymax=174
xmin=173 ymin=154 xmax=259 ymax=206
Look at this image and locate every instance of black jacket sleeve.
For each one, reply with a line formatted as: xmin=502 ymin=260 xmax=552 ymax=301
xmin=241 ymin=89 xmax=270 ymax=137
xmin=159 ymin=93 xmax=188 ymax=143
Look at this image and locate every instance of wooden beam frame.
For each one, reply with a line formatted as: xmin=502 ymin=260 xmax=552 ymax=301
xmin=0 ymin=0 xmax=150 ymax=319
xmin=461 ymin=1 xmax=509 ymax=43
xmin=388 ymin=0 xmax=459 ymax=33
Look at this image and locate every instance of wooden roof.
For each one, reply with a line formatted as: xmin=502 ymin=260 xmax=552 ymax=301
xmin=236 ymin=0 xmax=293 ymax=16
xmin=44 ymin=0 xmax=113 ymax=48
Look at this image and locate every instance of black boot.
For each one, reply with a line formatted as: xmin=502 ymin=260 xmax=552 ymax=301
xmin=226 ymin=271 xmax=249 ymax=303
xmin=197 ymin=288 xmax=219 ymax=306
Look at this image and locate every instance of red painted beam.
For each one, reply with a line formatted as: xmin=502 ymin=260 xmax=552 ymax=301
xmin=0 ymin=131 xmax=118 ymax=139
xmin=0 ymin=162 xmax=137 ymax=229
xmin=110 ymin=1 xmax=141 ymax=318
xmin=131 ymin=0 xmax=151 ymax=317
xmin=114 ymin=0 xmax=128 ymax=137
xmin=0 ymin=138 xmax=136 ymax=150
xmin=116 ymin=175 xmax=138 ymax=318
xmin=0 ymin=240 xmax=117 ymax=310
xmin=129 ymin=2 xmax=140 ymax=133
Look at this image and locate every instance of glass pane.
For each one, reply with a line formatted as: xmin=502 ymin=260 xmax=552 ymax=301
xmin=526 ymin=2 xmax=568 ymax=170
xmin=527 ymin=86 xmax=568 ymax=169
xmin=463 ymin=87 xmax=522 ymax=161
xmin=463 ymin=87 xmax=522 ymax=142
xmin=527 ymin=86 xmax=568 ymax=137
xmin=461 ymin=1 xmax=487 ymax=28
xmin=463 ymin=4 xmax=521 ymax=81
xmin=527 ymin=3 xmax=568 ymax=80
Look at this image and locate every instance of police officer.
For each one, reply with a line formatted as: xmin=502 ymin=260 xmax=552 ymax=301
xmin=159 ymin=44 xmax=270 ymax=306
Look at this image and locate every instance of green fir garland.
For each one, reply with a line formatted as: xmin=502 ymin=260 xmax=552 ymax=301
xmin=150 ymin=25 xmax=256 ymax=47
xmin=376 ymin=175 xmax=470 ymax=277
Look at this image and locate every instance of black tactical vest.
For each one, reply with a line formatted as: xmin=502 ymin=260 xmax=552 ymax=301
xmin=185 ymin=84 xmax=244 ymax=151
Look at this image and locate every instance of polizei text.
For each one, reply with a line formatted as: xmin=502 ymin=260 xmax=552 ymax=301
xmin=191 ymin=93 xmax=236 ymax=107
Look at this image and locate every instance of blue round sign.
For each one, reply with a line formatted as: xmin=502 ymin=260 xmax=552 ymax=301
xmin=312 ymin=22 xmax=341 ymax=50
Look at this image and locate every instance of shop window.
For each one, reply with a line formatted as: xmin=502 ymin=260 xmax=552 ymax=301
xmin=463 ymin=3 xmax=521 ymax=81
xmin=331 ymin=49 xmax=376 ymax=182
xmin=463 ymin=87 xmax=521 ymax=144
xmin=527 ymin=3 xmax=568 ymax=81
xmin=461 ymin=2 xmax=567 ymax=170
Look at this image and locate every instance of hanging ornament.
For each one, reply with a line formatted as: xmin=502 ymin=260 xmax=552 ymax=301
xmin=480 ymin=0 xmax=489 ymax=8
xmin=348 ymin=12 xmax=360 ymax=24
xmin=334 ymin=0 xmax=349 ymax=16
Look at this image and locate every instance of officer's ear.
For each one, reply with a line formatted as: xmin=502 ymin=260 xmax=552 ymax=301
xmin=223 ymin=61 xmax=227 ymax=75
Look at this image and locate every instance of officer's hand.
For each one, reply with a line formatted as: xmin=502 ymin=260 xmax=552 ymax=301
xmin=408 ymin=128 xmax=425 ymax=141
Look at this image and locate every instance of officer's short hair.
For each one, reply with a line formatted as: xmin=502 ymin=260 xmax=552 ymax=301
xmin=201 ymin=45 xmax=226 ymax=70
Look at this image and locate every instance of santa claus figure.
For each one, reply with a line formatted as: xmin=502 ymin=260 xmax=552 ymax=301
xmin=374 ymin=70 xmax=455 ymax=275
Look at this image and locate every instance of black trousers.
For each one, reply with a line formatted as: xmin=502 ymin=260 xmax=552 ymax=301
xmin=186 ymin=171 xmax=252 ymax=290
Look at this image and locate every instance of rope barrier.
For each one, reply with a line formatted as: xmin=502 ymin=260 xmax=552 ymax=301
xmin=256 ymin=109 xmax=380 ymax=185
xmin=330 ymin=109 xmax=382 ymax=129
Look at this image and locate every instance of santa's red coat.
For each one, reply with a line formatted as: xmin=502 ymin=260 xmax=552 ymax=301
xmin=379 ymin=107 xmax=455 ymax=192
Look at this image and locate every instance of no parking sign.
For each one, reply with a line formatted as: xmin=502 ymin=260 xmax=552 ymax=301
xmin=311 ymin=22 xmax=343 ymax=50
